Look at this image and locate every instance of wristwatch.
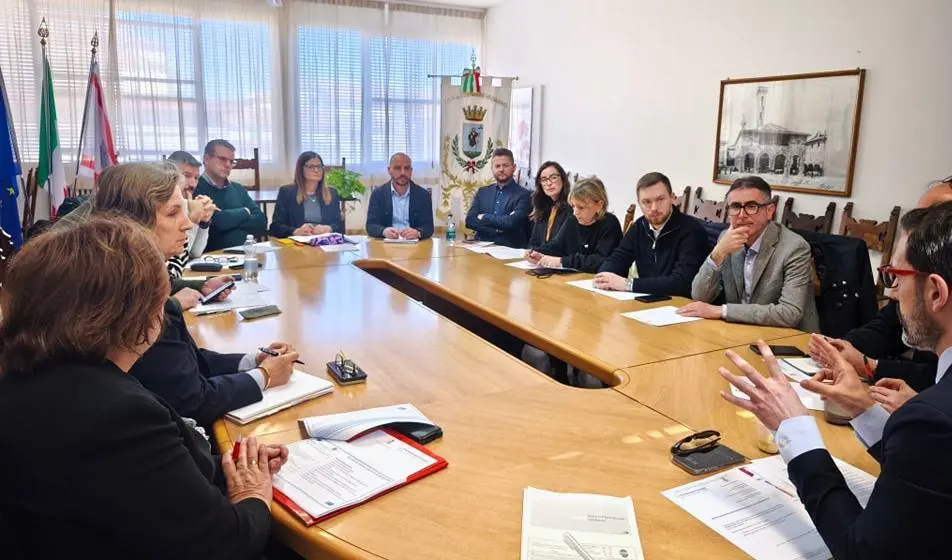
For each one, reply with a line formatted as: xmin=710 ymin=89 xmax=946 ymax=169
xmin=626 ymin=278 xmax=634 ymax=292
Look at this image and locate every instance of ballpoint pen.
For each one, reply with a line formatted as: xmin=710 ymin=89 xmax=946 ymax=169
xmin=562 ymin=532 xmax=595 ymax=560
xmin=258 ymin=346 xmax=306 ymax=365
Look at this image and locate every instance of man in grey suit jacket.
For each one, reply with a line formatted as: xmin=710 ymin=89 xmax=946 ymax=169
xmin=680 ymin=176 xmax=819 ymax=332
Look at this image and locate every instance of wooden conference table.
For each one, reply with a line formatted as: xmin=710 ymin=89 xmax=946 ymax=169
xmin=189 ymin=238 xmax=877 ymax=559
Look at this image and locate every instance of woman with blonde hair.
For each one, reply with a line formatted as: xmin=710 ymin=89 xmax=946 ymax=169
xmin=269 ymin=151 xmax=344 ymax=237
xmin=526 ymin=176 xmax=622 ymax=272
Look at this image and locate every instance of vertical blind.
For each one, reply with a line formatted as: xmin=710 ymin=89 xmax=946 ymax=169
xmin=0 ymin=0 xmax=482 ymax=176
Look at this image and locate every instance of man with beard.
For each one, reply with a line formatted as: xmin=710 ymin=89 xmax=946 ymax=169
xmin=593 ymin=171 xmax=708 ymax=297
xmin=719 ymin=201 xmax=952 ymax=559
xmin=365 ymin=153 xmax=434 ymax=240
xmin=465 ymin=148 xmax=531 ymax=248
xmin=809 ymin=178 xmax=952 ymax=405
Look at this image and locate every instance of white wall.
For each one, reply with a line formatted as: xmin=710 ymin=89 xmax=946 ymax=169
xmin=484 ymin=0 xmax=952 ymax=228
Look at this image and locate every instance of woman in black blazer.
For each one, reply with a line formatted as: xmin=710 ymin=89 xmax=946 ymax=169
xmin=0 ymin=216 xmax=285 ymax=559
xmin=528 ymin=161 xmax=572 ymax=248
xmin=269 ymin=151 xmax=344 ymax=237
xmin=528 ymin=176 xmax=622 ymax=273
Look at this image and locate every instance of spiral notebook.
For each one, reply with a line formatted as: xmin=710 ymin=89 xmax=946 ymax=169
xmin=225 ymin=370 xmax=334 ymax=424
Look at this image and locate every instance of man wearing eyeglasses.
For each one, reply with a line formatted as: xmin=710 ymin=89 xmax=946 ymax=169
xmin=194 ymin=139 xmax=266 ymax=251
xmin=681 ymin=175 xmax=819 ymax=331
xmin=719 ymin=202 xmax=952 ymax=559
xmin=809 ymin=179 xmax=952 ymax=410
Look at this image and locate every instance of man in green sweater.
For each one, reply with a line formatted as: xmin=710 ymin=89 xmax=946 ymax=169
xmin=194 ymin=139 xmax=266 ymax=251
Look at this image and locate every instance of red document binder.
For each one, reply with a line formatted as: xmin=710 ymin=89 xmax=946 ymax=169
xmin=272 ymin=428 xmax=448 ymax=526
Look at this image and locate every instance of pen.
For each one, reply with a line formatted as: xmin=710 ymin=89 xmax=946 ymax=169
xmin=562 ymin=532 xmax=595 ymax=560
xmin=195 ymin=309 xmax=231 ymax=317
xmin=739 ymin=467 xmax=798 ymax=499
xmin=258 ymin=346 xmax=305 ymax=365
xmin=231 ymin=433 xmax=242 ymax=463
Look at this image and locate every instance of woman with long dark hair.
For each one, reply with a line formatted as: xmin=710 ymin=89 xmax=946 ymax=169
xmin=528 ymin=161 xmax=571 ymax=247
xmin=269 ymin=151 xmax=344 ymax=238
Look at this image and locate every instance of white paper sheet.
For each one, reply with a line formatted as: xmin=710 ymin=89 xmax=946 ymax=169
xmin=462 ymin=242 xmax=496 ymax=253
xmin=300 ymin=403 xmax=434 ymax=441
xmin=344 ymin=235 xmax=369 ymax=244
xmin=521 ymin=487 xmax=644 ymax=560
xmin=383 ymin=238 xmax=420 ymax=244
xmin=226 ymin=370 xmax=334 ymax=424
xmin=506 ymin=260 xmax=538 ymax=270
xmin=486 ymin=246 xmax=527 ymax=260
xmin=729 ymin=378 xmax=825 ymax=412
xmin=189 ymin=282 xmax=267 ymax=314
xmin=288 ymin=234 xmax=317 ymax=244
xmin=320 ymin=243 xmax=359 ymax=253
xmin=273 ymin=430 xmax=437 ymax=520
xmin=221 ymin=241 xmax=280 ymax=254
xmin=780 ymin=358 xmax=821 ymax=382
xmin=663 ymin=455 xmax=876 ymax=560
xmin=565 ymin=279 xmax=647 ymax=301
xmin=622 ymin=306 xmax=703 ymax=326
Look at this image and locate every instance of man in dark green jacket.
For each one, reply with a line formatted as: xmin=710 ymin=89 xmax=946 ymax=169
xmin=194 ymin=139 xmax=266 ymax=251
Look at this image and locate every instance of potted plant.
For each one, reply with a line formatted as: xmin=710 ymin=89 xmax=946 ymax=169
xmin=325 ymin=168 xmax=366 ymax=230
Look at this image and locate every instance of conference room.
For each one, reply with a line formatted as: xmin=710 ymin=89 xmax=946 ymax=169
xmin=1 ymin=0 xmax=950 ymax=559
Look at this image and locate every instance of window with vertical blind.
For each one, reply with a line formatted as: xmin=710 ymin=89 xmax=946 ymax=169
xmin=1 ymin=0 xmax=481 ymax=176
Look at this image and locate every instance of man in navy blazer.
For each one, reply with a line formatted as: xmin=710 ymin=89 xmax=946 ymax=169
xmin=366 ymin=153 xmax=434 ymax=240
xmin=718 ymin=202 xmax=952 ymax=559
xmin=465 ymin=148 xmax=531 ymax=248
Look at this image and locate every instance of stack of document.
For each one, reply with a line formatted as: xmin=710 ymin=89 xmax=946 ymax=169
xmin=521 ymin=487 xmax=645 ymax=560
xmin=300 ymin=403 xmax=436 ymax=441
xmin=622 ymin=306 xmax=702 ymax=326
xmin=566 ymin=279 xmax=647 ymax=301
xmin=383 ymin=237 xmax=419 ymax=244
xmin=319 ymin=243 xmax=359 ymax=253
xmin=273 ymin=429 xmax=447 ymax=525
xmin=663 ymin=455 xmax=875 ymax=559
xmin=226 ymin=370 xmax=334 ymax=424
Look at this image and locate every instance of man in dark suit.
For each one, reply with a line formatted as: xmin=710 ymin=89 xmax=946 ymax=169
xmin=366 ymin=153 xmax=434 ymax=240
xmin=465 ymin=148 xmax=531 ymax=248
xmin=719 ymin=201 xmax=952 ymax=559
xmin=808 ymin=179 xmax=952 ymax=393
xmin=131 ymin=299 xmax=300 ymax=430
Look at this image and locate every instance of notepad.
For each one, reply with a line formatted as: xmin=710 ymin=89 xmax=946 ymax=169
xmin=226 ymin=370 xmax=335 ymax=424
xmin=566 ymin=279 xmax=647 ymax=300
xmin=300 ymin=403 xmax=435 ymax=441
xmin=383 ymin=238 xmax=419 ymax=244
xmin=272 ymin=429 xmax=447 ymax=526
xmin=621 ymin=305 xmax=703 ymax=326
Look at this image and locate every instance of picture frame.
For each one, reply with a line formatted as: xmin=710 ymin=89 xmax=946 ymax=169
xmin=713 ymin=69 xmax=866 ymax=197
xmin=509 ymin=86 xmax=534 ymax=175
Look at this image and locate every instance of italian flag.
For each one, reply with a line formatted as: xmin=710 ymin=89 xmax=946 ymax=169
xmin=38 ymin=49 xmax=66 ymax=217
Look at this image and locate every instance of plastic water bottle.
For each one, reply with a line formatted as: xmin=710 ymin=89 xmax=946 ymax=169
xmin=446 ymin=212 xmax=457 ymax=245
xmin=242 ymin=234 xmax=258 ymax=283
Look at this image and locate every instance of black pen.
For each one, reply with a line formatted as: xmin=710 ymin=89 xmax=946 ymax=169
xmin=258 ymin=346 xmax=305 ymax=365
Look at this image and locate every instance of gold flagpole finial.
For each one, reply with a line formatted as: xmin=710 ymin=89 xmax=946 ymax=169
xmin=90 ymin=31 xmax=100 ymax=55
xmin=37 ymin=17 xmax=49 ymax=46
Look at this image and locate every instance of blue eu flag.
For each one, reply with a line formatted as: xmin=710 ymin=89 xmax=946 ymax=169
xmin=0 ymin=66 xmax=23 ymax=248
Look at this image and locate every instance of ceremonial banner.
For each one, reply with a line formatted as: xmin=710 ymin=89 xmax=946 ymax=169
xmin=438 ymin=60 xmax=513 ymax=225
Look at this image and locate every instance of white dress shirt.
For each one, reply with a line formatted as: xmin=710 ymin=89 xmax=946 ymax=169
xmin=776 ymin=345 xmax=952 ymax=464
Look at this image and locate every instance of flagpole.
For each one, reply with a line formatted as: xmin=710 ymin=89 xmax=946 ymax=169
xmin=72 ymin=32 xmax=99 ymax=196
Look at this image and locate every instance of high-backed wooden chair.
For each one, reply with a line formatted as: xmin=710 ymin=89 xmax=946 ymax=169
xmin=675 ymin=186 xmax=691 ymax=213
xmin=623 ymin=204 xmax=636 ymax=233
xmin=232 ymin=147 xmax=261 ymax=191
xmin=839 ymin=202 xmax=901 ymax=296
xmin=688 ymin=189 xmax=727 ymax=223
xmin=21 ymin=167 xmax=38 ymax=236
xmin=781 ymin=198 xmax=836 ymax=234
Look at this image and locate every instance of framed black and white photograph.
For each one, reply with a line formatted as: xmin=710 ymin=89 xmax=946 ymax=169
xmin=713 ymin=69 xmax=866 ymax=197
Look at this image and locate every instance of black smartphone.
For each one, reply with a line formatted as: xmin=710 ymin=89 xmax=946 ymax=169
xmin=391 ymin=423 xmax=443 ymax=445
xmin=190 ymin=262 xmax=222 ymax=272
xmin=199 ymin=281 xmax=235 ymax=305
xmin=671 ymin=444 xmax=746 ymax=476
xmin=750 ymin=344 xmax=808 ymax=357
xmin=635 ymin=294 xmax=672 ymax=303
xmin=238 ymin=305 xmax=282 ymax=320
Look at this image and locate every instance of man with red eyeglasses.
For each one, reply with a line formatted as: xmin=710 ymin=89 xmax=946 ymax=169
xmin=809 ymin=178 xmax=952 ymax=409
xmin=719 ymin=201 xmax=952 ymax=558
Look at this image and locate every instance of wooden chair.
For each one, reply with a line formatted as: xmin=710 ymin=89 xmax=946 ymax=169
xmin=623 ymin=204 xmax=636 ymax=233
xmin=839 ymin=202 xmax=901 ymax=296
xmin=688 ymin=188 xmax=727 ymax=224
xmin=675 ymin=186 xmax=691 ymax=213
xmin=21 ymin=168 xmax=38 ymax=236
xmin=232 ymin=147 xmax=261 ymax=191
xmin=780 ymin=198 xmax=836 ymax=234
